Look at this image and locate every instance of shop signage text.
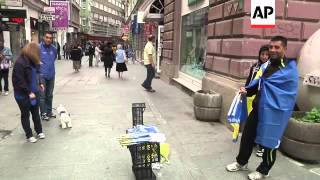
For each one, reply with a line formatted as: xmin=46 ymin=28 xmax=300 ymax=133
xmin=10 ymin=17 xmax=24 ymax=24
xmin=251 ymin=0 xmax=275 ymax=28
xmin=40 ymin=14 xmax=55 ymax=21
xmin=50 ymin=1 xmax=69 ymax=30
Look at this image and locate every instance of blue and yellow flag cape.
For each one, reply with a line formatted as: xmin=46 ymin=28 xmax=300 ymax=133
xmin=249 ymin=60 xmax=298 ymax=149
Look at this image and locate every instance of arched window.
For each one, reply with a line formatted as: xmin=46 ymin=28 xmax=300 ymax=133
xmin=149 ymin=0 xmax=164 ymax=14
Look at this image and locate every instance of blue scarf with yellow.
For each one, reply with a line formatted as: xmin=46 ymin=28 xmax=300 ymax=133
xmin=247 ymin=59 xmax=298 ymax=149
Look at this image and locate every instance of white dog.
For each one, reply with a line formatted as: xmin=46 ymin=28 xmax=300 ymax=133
xmin=56 ymin=104 xmax=72 ymax=129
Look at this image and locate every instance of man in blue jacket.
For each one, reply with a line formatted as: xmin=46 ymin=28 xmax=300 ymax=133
xmin=39 ymin=32 xmax=57 ymax=121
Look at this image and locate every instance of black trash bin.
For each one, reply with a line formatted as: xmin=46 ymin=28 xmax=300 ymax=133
xmin=132 ymin=103 xmax=146 ymax=127
xmin=128 ymin=142 xmax=160 ymax=180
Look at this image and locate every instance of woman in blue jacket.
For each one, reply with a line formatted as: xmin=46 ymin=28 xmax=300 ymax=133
xmin=115 ymin=44 xmax=128 ymax=79
xmin=12 ymin=42 xmax=45 ymax=143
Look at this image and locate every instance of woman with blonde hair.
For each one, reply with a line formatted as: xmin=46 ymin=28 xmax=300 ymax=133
xmin=12 ymin=42 xmax=46 ymax=143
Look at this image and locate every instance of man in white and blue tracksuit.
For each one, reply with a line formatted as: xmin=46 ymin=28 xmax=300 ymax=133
xmin=39 ymin=32 xmax=57 ymax=121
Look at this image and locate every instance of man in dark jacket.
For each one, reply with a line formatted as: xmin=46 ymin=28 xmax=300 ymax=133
xmin=88 ymin=43 xmax=95 ymax=67
xmin=102 ymin=42 xmax=114 ymax=78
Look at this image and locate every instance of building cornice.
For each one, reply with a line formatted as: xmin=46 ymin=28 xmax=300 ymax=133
xmin=23 ymin=0 xmax=48 ymax=12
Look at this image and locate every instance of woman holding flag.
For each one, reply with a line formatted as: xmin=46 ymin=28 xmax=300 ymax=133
xmin=245 ymin=45 xmax=270 ymax=157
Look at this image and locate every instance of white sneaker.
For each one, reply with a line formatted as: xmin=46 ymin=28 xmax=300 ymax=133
xmin=38 ymin=133 xmax=45 ymax=139
xmin=226 ymin=162 xmax=249 ymax=172
xmin=27 ymin=137 xmax=37 ymax=143
xmin=248 ymin=171 xmax=269 ymax=180
xmin=4 ymin=91 xmax=9 ymax=96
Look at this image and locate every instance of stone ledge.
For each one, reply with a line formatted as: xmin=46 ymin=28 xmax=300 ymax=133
xmin=172 ymin=73 xmax=202 ymax=93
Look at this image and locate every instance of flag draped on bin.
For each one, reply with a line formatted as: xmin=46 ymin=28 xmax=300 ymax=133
xmin=227 ymin=93 xmax=248 ymax=143
xmin=118 ymin=125 xmax=166 ymax=146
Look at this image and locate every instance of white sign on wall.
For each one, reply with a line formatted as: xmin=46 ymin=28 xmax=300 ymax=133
xmin=137 ymin=11 xmax=145 ymax=23
xmin=44 ymin=7 xmax=55 ymax=14
xmin=251 ymin=0 xmax=275 ymax=28
xmin=303 ymin=73 xmax=320 ymax=88
xmin=40 ymin=13 xmax=55 ymax=21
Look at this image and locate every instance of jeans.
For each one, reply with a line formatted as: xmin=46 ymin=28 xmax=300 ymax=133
xmin=0 ymin=69 xmax=9 ymax=92
xmin=16 ymin=97 xmax=43 ymax=138
xmin=39 ymin=77 xmax=55 ymax=116
xmin=142 ymin=64 xmax=155 ymax=90
xmin=236 ymin=108 xmax=277 ymax=175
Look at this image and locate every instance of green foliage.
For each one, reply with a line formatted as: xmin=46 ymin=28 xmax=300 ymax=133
xmin=298 ymin=107 xmax=320 ymax=123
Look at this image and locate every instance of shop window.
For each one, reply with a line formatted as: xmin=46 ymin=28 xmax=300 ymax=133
xmin=180 ymin=7 xmax=208 ymax=79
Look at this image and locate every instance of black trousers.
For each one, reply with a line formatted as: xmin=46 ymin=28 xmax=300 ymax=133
xmin=0 ymin=69 xmax=9 ymax=92
xmin=89 ymin=55 xmax=94 ymax=67
xmin=142 ymin=64 xmax=155 ymax=90
xmin=16 ymin=98 xmax=43 ymax=138
xmin=236 ymin=108 xmax=277 ymax=175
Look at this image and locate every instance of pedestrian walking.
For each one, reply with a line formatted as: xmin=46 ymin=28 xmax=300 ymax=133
xmin=245 ymin=45 xmax=270 ymax=157
xmin=95 ymin=42 xmax=102 ymax=67
xmin=63 ymin=43 xmax=66 ymax=59
xmin=70 ymin=44 xmax=82 ymax=72
xmin=101 ymin=42 xmax=114 ymax=78
xmin=56 ymin=42 xmax=61 ymax=60
xmin=88 ymin=43 xmax=95 ymax=67
xmin=115 ymin=44 xmax=128 ymax=79
xmin=141 ymin=35 xmax=156 ymax=92
xmin=127 ymin=47 xmax=136 ymax=64
xmin=12 ymin=42 xmax=46 ymax=143
xmin=66 ymin=43 xmax=71 ymax=60
xmin=0 ymin=40 xmax=13 ymax=96
xmin=39 ymin=32 xmax=57 ymax=121
xmin=226 ymin=36 xmax=299 ymax=180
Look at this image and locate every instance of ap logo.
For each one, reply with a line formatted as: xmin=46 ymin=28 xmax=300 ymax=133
xmin=251 ymin=0 xmax=275 ymax=28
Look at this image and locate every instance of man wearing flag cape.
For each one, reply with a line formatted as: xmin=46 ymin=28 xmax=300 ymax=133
xmin=226 ymin=36 xmax=299 ymax=180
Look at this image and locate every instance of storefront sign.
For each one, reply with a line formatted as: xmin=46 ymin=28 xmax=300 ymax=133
xmin=10 ymin=17 xmax=24 ymax=24
xmin=0 ymin=9 xmax=26 ymax=18
xmin=68 ymin=27 xmax=74 ymax=33
xmin=303 ymin=73 xmax=320 ymax=88
xmin=251 ymin=0 xmax=275 ymax=28
xmin=50 ymin=1 xmax=69 ymax=30
xmin=40 ymin=14 xmax=55 ymax=21
xmin=44 ymin=7 xmax=55 ymax=14
xmin=0 ymin=0 xmax=22 ymax=7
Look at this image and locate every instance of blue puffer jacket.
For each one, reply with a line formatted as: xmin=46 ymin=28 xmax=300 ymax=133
xmin=39 ymin=42 xmax=57 ymax=80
